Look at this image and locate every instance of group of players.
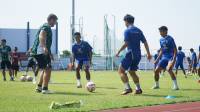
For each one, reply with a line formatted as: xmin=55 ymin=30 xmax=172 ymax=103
xmin=0 ymin=14 xmax=200 ymax=95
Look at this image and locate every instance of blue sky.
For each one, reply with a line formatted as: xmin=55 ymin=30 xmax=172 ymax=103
xmin=0 ymin=0 xmax=199 ymax=54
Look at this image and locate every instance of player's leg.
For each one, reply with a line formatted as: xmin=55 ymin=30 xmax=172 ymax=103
xmin=198 ymin=67 xmax=200 ymax=82
xmin=41 ymin=55 xmax=52 ymax=93
xmin=180 ymin=63 xmax=186 ymax=78
xmin=36 ymin=70 xmax=44 ymax=92
xmin=175 ymin=63 xmax=179 ymax=75
xmin=118 ymin=66 xmax=132 ymax=95
xmin=7 ymin=61 xmax=14 ymax=81
xmin=76 ymin=61 xmax=82 ymax=88
xmin=83 ymin=60 xmax=91 ymax=82
xmin=129 ymin=71 xmax=142 ymax=94
xmin=153 ymin=67 xmax=163 ymax=89
xmin=1 ymin=61 xmax=6 ymax=81
xmin=167 ymin=64 xmax=179 ymax=90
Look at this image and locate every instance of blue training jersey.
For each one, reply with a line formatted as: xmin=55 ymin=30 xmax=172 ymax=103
xmin=72 ymin=41 xmax=93 ymax=61
xmin=191 ymin=52 xmax=197 ymax=64
xmin=124 ymin=25 xmax=146 ymax=57
xmin=160 ymin=35 xmax=176 ymax=59
xmin=176 ymin=50 xmax=185 ymax=64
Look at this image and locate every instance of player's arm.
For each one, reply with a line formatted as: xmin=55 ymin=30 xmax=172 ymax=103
xmin=39 ymin=30 xmax=48 ymax=55
xmin=71 ymin=53 xmax=75 ymax=67
xmin=116 ymin=42 xmax=128 ymax=57
xmin=155 ymin=49 xmax=162 ymax=64
xmin=143 ymin=41 xmax=152 ymax=61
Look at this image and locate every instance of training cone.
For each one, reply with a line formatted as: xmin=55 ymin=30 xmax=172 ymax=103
xmin=165 ymin=95 xmax=176 ymax=99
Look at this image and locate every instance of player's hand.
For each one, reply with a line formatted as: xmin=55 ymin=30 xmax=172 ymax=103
xmin=146 ymin=54 xmax=152 ymax=61
xmin=43 ymin=47 xmax=48 ymax=55
xmin=115 ymin=52 xmax=120 ymax=57
xmin=50 ymin=54 xmax=54 ymax=61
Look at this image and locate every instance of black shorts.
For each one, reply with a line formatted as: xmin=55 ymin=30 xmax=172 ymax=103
xmin=12 ymin=64 xmax=19 ymax=71
xmin=27 ymin=58 xmax=36 ymax=67
xmin=1 ymin=61 xmax=11 ymax=69
xmin=34 ymin=54 xmax=51 ymax=69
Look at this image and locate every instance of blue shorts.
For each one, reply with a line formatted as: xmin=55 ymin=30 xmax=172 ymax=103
xmin=175 ymin=62 xmax=184 ymax=69
xmin=120 ymin=51 xmax=141 ymax=71
xmin=192 ymin=63 xmax=197 ymax=68
xmin=157 ymin=57 xmax=172 ymax=69
xmin=76 ymin=59 xmax=90 ymax=70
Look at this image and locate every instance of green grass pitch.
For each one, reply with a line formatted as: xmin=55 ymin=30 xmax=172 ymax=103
xmin=0 ymin=71 xmax=200 ymax=112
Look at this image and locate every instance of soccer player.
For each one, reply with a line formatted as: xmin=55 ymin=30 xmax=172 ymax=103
xmin=190 ymin=48 xmax=197 ymax=74
xmin=116 ymin=14 xmax=151 ymax=95
xmin=24 ymin=48 xmax=39 ymax=84
xmin=11 ymin=47 xmax=20 ymax=78
xmin=32 ymin=14 xmax=58 ymax=94
xmin=153 ymin=26 xmax=179 ymax=90
xmin=72 ymin=32 xmax=93 ymax=88
xmin=186 ymin=57 xmax=192 ymax=75
xmin=0 ymin=39 xmax=13 ymax=81
xmin=198 ymin=45 xmax=200 ymax=82
xmin=175 ymin=46 xmax=186 ymax=78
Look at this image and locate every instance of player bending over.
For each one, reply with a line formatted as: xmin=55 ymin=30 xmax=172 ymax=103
xmin=33 ymin=14 xmax=57 ymax=94
xmin=11 ymin=47 xmax=20 ymax=78
xmin=153 ymin=26 xmax=179 ymax=90
xmin=116 ymin=14 xmax=151 ymax=95
xmin=0 ymin=39 xmax=13 ymax=81
xmin=24 ymin=48 xmax=39 ymax=84
xmin=72 ymin=32 xmax=93 ymax=88
xmin=190 ymin=48 xmax=197 ymax=74
xmin=175 ymin=46 xmax=186 ymax=78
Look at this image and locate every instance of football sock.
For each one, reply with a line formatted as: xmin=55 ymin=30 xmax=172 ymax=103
xmin=42 ymin=87 xmax=48 ymax=90
xmin=155 ymin=81 xmax=159 ymax=87
xmin=77 ymin=79 xmax=81 ymax=85
xmin=135 ymin=83 xmax=141 ymax=90
xmin=172 ymin=80 xmax=178 ymax=88
xmin=124 ymin=82 xmax=131 ymax=89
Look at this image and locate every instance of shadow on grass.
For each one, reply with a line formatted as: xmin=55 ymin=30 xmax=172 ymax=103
xmin=141 ymin=94 xmax=183 ymax=98
xmin=96 ymin=86 xmax=118 ymax=90
xmin=50 ymin=82 xmax=75 ymax=85
xmin=53 ymin=91 xmax=105 ymax=96
xmin=181 ymin=89 xmax=200 ymax=91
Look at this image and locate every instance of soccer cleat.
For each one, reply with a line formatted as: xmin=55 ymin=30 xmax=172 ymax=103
xmin=42 ymin=90 xmax=54 ymax=94
xmin=172 ymin=87 xmax=179 ymax=90
xmin=121 ymin=88 xmax=133 ymax=95
xmin=152 ymin=86 xmax=160 ymax=89
xmin=135 ymin=89 xmax=143 ymax=94
xmin=10 ymin=77 xmax=14 ymax=81
xmin=35 ymin=87 xmax=42 ymax=93
xmin=77 ymin=84 xmax=82 ymax=88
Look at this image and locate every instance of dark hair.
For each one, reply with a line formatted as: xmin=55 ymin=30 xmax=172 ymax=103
xmin=157 ymin=49 xmax=160 ymax=53
xmin=47 ymin=14 xmax=58 ymax=21
xmin=74 ymin=32 xmax=81 ymax=37
xmin=178 ymin=46 xmax=182 ymax=50
xmin=14 ymin=47 xmax=18 ymax=51
xmin=190 ymin=48 xmax=194 ymax=52
xmin=1 ymin=39 xmax=6 ymax=43
xmin=187 ymin=57 xmax=190 ymax=60
xmin=124 ymin=14 xmax=135 ymax=24
xmin=159 ymin=26 xmax=168 ymax=31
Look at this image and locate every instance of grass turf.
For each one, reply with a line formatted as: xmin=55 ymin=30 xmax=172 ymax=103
xmin=0 ymin=71 xmax=200 ymax=112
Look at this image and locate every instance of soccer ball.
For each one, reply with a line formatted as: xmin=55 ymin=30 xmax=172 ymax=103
xmin=26 ymin=76 xmax=33 ymax=82
xmin=20 ymin=75 xmax=26 ymax=82
xmin=86 ymin=81 xmax=96 ymax=92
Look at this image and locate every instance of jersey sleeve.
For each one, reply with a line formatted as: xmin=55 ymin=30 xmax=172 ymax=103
xmin=41 ymin=26 xmax=49 ymax=33
xmin=8 ymin=46 xmax=11 ymax=52
xmin=124 ymin=30 xmax=130 ymax=42
xmin=140 ymin=31 xmax=147 ymax=43
xmin=171 ymin=38 xmax=177 ymax=49
xmin=86 ymin=42 xmax=93 ymax=52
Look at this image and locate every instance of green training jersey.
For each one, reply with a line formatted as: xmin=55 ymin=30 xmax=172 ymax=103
xmin=31 ymin=23 xmax=52 ymax=55
xmin=0 ymin=45 xmax=11 ymax=61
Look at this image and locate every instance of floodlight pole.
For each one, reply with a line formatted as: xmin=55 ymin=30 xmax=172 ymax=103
xmin=71 ymin=0 xmax=75 ymax=44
